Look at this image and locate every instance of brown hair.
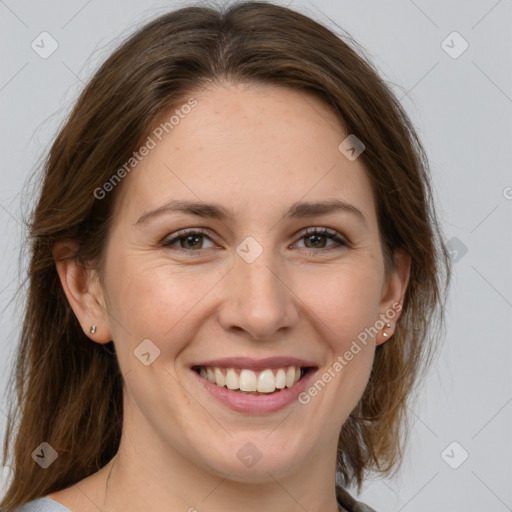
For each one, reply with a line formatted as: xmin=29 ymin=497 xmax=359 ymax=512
xmin=1 ymin=1 xmax=450 ymax=508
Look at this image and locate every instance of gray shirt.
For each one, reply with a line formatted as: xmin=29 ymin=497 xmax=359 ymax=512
xmin=16 ymin=498 xmax=70 ymax=511
xmin=17 ymin=487 xmax=377 ymax=512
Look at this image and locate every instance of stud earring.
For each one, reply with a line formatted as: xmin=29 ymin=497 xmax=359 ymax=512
xmin=90 ymin=325 xmax=97 ymax=335
xmin=382 ymin=323 xmax=392 ymax=338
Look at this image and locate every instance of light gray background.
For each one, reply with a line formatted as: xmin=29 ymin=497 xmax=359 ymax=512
xmin=1 ymin=0 xmax=511 ymax=510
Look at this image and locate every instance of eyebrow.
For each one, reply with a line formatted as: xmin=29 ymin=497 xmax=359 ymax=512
xmin=134 ymin=198 xmax=367 ymax=227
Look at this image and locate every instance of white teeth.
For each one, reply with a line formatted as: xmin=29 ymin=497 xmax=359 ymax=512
xmin=240 ymin=369 xmax=257 ymax=391
xmin=197 ymin=365 xmax=305 ymax=393
xmin=257 ymin=369 xmax=276 ymax=393
xmin=214 ymin=367 xmax=225 ymax=387
xmin=275 ymin=368 xmax=286 ymax=389
xmin=285 ymin=367 xmax=296 ymax=388
xmin=225 ymin=368 xmax=238 ymax=390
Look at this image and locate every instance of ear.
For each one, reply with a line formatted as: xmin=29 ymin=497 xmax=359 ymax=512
xmin=376 ymin=248 xmax=410 ymax=346
xmin=53 ymin=241 xmax=112 ymax=344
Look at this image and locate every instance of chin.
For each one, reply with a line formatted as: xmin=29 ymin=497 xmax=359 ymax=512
xmin=193 ymin=432 xmax=310 ymax=483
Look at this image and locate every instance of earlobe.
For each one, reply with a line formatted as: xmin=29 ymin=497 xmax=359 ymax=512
xmin=53 ymin=241 xmax=112 ymax=344
xmin=376 ymin=248 xmax=411 ymax=345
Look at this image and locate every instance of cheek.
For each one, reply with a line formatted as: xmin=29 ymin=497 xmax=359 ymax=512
xmin=105 ymin=245 xmax=384 ymax=368
xmin=297 ymin=263 xmax=381 ymax=407
xmin=300 ymin=262 xmax=383 ymax=350
xmin=104 ymin=255 xmax=224 ymax=356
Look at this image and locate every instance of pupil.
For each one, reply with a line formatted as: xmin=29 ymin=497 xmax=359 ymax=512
xmin=184 ymin=235 xmax=201 ymax=249
xmin=181 ymin=234 xmax=327 ymax=250
xmin=307 ymin=234 xmax=325 ymax=248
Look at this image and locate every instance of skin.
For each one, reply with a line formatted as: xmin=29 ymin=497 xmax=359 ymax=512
xmin=51 ymin=81 xmax=409 ymax=512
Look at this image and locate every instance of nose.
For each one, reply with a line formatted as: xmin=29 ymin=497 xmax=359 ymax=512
xmin=217 ymin=250 xmax=300 ymax=340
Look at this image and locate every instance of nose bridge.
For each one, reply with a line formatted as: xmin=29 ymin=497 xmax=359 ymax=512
xmin=218 ymin=241 xmax=298 ymax=338
xmin=240 ymin=249 xmax=283 ymax=307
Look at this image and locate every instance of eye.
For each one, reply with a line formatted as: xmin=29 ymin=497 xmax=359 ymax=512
xmin=161 ymin=228 xmax=216 ymax=251
xmin=161 ymin=226 xmax=349 ymax=254
xmin=293 ymin=227 xmax=349 ymax=252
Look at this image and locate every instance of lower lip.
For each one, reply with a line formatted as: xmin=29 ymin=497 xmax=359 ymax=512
xmin=192 ymin=368 xmax=317 ymax=414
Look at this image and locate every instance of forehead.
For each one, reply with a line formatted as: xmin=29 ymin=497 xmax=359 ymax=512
xmin=111 ymin=82 xmax=377 ymax=228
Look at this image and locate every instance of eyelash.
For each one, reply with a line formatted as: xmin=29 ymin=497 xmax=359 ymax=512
xmin=161 ymin=227 xmax=349 ymax=255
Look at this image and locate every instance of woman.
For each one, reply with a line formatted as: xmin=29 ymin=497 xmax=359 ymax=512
xmin=2 ymin=1 xmax=450 ymax=511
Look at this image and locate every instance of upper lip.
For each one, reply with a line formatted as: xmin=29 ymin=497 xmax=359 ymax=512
xmin=191 ymin=357 xmax=318 ymax=372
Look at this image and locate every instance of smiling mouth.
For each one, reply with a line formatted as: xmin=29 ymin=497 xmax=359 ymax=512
xmin=192 ymin=365 xmax=314 ymax=395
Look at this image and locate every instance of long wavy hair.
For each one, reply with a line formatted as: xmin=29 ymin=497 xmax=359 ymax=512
xmin=1 ymin=1 xmax=450 ymax=509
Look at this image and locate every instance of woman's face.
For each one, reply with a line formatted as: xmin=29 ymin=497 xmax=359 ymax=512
xmin=85 ymin=82 xmax=408 ymax=481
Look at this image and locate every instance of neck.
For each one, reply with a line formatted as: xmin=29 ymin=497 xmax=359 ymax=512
xmin=100 ymin=436 xmax=341 ymax=512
